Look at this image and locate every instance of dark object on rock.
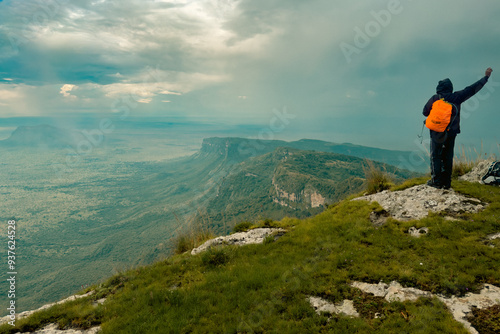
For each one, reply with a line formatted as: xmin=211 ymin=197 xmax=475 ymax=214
xmin=482 ymin=161 xmax=500 ymax=186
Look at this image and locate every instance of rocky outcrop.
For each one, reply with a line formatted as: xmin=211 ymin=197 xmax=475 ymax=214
xmin=354 ymin=185 xmax=486 ymax=221
xmin=351 ymin=281 xmax=433 ymax=302
xmin=0 ymin=292 xmax=103 ymax=334
xmin=272 ymin=177 xmax=326 ymax=209
xmin=351 ymin=281 xmax=500 ymax=334
xmin=0 ymin=292 xmax=94 ymax=326
xmin=459 ymin=159 xmax=496 ymax=184
xmin=310 ymin=191 xmax=326 ymax=208
xmin=191 ymin=228 xmax=286 ymax=255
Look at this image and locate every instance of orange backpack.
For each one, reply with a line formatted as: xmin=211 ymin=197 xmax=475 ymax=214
xmin=425 ymin=97 xmax=455 ymax=132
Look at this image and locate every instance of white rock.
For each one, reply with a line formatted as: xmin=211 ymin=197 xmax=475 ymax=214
xmin=1 ymin=292 xmax=94 ymax=325
xmin=384 ymin=282 xmax=432 ymax=302
xmin=92 ymin=298 xmax=106 ymax=307
xmin=15 ymin=323 xmax=101 ymax=334
xmin=487 ymin=232 xmax=500 ymax=240
xmin=308 ymin=297 xmax=359 ymax=317
xmin=408 ymin=227 xmax=429 ymax=238
xmin=350 ymin=281 xmax=388 ymax=297
xmin=335 ymin=300 xmax=360 ymax=317
xmin=351 ymin=281 xmax=500 ymax=334
xmin=191 ymin=228 xmax=286 ymax=255
xmin=351 ymin=281 xmax=431 ymax=302
xmin=354 ymin=185 xmax=485 ymax=221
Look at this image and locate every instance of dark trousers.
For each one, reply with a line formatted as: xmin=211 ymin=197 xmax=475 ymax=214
xmin=430 ymin=131 xmax=456 ymax=188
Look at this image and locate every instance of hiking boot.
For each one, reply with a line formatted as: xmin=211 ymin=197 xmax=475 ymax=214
xmin=441 ymin=184 xmax=451 ymax=190
xmin=426 ymin=180 xmax=441 ymax=189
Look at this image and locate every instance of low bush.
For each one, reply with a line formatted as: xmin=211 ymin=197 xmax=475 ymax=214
xmin=363 ymin=160 xmax=393 ymax=194
xmin=233 ymin=221 xmax=253 ymax=233
xmin=201 ymin=247 xmax=231 ymax=268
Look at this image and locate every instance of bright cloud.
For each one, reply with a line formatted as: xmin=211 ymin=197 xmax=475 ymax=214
xmin=0 ymin=0 xmax=499 ymax=150
xmin=60 ymin=84 xmax=76 ymax=98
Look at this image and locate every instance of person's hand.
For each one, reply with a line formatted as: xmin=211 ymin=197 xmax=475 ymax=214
xmin=486 ymin=67 xmax=493 ymax=77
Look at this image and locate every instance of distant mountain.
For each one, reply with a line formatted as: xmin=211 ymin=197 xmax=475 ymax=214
xmin=196 ymin=146 xmax=419 ymax=231
xmin=0 ymin=124 xmax=86 ymax=149
xmin=196 ymin=137 xmax=427 ymax=172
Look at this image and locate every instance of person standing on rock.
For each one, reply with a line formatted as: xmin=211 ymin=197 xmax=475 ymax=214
xmin=423 ymin=67 xmax=493 ymax=189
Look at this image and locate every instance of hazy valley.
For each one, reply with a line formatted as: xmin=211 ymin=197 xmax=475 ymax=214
xmin=0 ymin=121 xmax=421 ymax=315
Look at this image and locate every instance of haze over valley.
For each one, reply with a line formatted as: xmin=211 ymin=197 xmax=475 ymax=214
xmin=0 ymin=119 xmax=419 ymax=314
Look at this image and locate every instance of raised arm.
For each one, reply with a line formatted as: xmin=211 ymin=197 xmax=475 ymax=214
xmin=454 ymin=68 xmax=492 ymax=104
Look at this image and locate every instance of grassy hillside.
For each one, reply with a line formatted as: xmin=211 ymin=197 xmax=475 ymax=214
xmin=3 ymin=178 xmax=499 ymax=333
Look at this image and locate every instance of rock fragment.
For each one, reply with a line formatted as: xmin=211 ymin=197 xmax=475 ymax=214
xmin=308 ymin=297 xmax=359 ymax=317
xmin=408 ymin=227 xmax=429 ymax=238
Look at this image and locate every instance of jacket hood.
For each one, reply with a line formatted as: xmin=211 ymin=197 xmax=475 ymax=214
xmin=436 ymin=78 xmax=453 ymax=94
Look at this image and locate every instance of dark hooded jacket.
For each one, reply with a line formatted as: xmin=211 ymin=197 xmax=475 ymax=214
xmin=423 ymin=76 xmax=489 ymax=134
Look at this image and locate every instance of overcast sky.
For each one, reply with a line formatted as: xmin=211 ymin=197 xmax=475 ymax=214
xmin=0 ymin=0 xmax=499 ymax=152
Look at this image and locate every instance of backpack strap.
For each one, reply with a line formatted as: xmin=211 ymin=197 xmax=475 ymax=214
xmin=440 ymin=95 xmax=458 ymax=133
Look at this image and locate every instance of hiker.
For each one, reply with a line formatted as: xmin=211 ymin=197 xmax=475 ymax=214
xmin=423 ymin=67 xmax=493 ymax=189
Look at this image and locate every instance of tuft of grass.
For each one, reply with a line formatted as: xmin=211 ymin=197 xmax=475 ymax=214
xmin=201 ymin=246 xmax=232 ymax=268
xmin=254 ymin=218 xmax=280 ymax=228
xmin=363 ymin=160 xmax=394 ymax=194
xmin=263 ymin=235 xmax=275 ymax=245
xmin=452 ymin=144 xmax=491 ymax=178
xmin=172 ymin=222 xmax=214 ymax=255
xmin=233 ymin=221 xmax=253 ymax=233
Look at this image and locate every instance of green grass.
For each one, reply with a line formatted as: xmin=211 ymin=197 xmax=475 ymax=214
xmin=468 ymin=305 xmax=500 ymax=334
xmin=2 ymin=179 xmax=499 ymax=334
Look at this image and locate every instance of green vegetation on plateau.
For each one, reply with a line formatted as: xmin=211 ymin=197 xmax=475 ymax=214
xmin=198 ymin=147 xmax=418 ymax=230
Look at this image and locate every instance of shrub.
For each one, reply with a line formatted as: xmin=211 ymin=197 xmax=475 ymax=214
xmin=452 ymin=155 xmax=478 ymax=178
xmin=263 ymin=218 xmax=276 ymax=228
xmin=363 ymin=160 xmax=393 ymax=194
xmin=233 ymin=221 xmax=253 ymax=233
xmin=201 ymin=247 xmax=231 ymax=268
xmin=174 ymin=234 xmax=192 ymax=254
